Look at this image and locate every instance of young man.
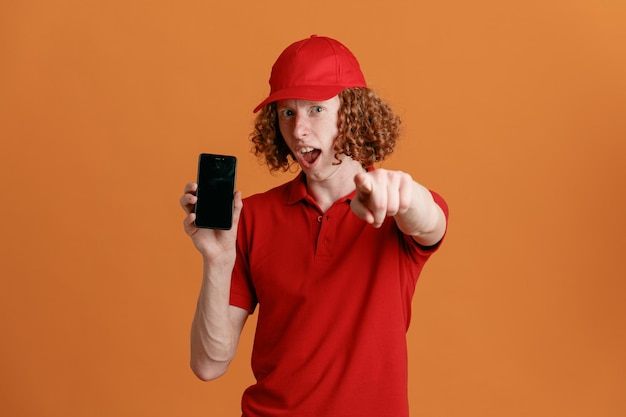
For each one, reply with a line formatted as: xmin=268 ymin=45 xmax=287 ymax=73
xmin=180 ymin=35 xmax=448 ymax=417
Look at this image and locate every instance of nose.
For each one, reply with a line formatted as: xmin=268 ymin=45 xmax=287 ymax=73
xmin=293 ymin=112 xmax=310 ymax=139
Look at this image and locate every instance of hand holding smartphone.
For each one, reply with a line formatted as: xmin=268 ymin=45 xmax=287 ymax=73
xmin=194 ymin=153 xmax=237 ymax=230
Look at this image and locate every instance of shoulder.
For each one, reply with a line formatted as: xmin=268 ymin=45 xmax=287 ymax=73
xmin=240 ymin=179 xmax=295 ymax=222
xmin=243 ymin=173 xmax=306 ymax=208
xmin=244 ymin=180 xmax=290 ymax=206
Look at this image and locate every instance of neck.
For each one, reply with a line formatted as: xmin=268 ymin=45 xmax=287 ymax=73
xmin=305 ymin=159 xmax=365 ymax=212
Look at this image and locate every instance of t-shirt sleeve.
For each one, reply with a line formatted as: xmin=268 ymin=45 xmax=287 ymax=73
xmin=230 ymin=265 xmax=257 ymax=314
xmin=229 ymin=215 xmax=258 ymax=314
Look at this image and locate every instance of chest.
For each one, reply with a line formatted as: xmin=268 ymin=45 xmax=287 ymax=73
xmin=243 ymin=200 xmax=409 ymax=309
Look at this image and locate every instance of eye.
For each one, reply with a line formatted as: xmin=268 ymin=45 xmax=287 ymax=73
xmin=311 ymin=106 xmax=324 ymax=113
xmin=279 ymin=108 xmax=294 ymax=117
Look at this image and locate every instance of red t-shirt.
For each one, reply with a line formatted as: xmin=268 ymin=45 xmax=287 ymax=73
xmin=230 ymin=172 xmax=448 ymax=417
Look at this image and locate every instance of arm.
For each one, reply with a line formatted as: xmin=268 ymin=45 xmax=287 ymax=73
xmin=350 ymin=169 xmax=447 ymax=247
xmin=180 ymin=183 xmax=247 ymax=381
xmin=190 ymin=269 xmax=248 ymax=381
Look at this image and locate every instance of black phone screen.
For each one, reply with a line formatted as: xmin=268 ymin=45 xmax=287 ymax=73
xmin=194 ymin=153 xmax=237 ymax=230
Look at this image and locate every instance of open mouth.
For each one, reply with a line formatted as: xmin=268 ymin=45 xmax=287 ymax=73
xmin=298 ymin=147 xmax=321 ymax=166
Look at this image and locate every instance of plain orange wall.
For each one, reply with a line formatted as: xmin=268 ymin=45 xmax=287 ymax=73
xmin=1 ymin=1 xmax=625 ymax=416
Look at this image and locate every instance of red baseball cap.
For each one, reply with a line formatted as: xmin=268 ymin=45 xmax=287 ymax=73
xmin=253 ymin=35 xmax=367 ymax=113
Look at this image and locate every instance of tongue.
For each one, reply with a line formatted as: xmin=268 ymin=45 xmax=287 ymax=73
xmin=303 ymin=149 xmax=321 ymax=164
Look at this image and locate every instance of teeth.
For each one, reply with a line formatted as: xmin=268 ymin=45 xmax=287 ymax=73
xmin=299 ymin=147 xmax=314 ymax=154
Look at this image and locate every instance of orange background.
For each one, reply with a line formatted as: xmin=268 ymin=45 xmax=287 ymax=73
xmin=1 ymin=1 xmax=625 ymax=416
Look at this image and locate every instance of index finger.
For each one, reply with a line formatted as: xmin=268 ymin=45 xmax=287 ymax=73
xmin=354 ymin=173 xmax=373 ymax=199
xmin=184 ymin=182 xmax=198 ymax=194
xmin=180 ymin=182 xmax=198 ymax=214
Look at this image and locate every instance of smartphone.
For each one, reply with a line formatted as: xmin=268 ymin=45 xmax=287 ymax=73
xmin=194 ymin=153 xmax=237 ymax=230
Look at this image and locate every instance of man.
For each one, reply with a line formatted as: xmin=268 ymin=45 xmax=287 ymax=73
xmin=180 ymin=35 xmax=448 ymax=417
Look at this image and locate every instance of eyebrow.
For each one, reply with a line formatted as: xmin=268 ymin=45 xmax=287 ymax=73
xmin=278 ymin=100 xmax=326 ymax=108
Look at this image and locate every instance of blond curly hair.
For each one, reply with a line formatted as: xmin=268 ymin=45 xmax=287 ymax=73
xmin=249 ymin=88 xmax=402 ymax=172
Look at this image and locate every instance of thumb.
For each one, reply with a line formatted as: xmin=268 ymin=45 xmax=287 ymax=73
xmin=232 ymin=191 xmax=244 ymax=223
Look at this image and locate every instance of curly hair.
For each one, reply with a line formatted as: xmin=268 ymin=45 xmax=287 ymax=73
xmin=249 ymin=88 xmax=402 ymax=172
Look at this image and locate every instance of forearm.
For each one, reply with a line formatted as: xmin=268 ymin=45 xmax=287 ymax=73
xmin=190 ymin=256 xmax=241 ymax=381
xmin=395 ymin=182 xmax=447 ymax=247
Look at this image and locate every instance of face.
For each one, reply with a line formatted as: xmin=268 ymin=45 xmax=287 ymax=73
xmin=277 ymin=96 xmax=349 ymax=181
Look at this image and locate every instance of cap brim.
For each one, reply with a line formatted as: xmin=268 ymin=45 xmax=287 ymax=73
xmin=252 ymin=85 xmax=348 ymax=113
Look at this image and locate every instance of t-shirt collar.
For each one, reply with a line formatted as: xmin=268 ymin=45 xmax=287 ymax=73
xmin=286 ymin=169 xmax=373 ymax=206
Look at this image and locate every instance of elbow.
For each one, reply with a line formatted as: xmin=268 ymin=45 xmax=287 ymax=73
xmin=190 ymin=360 xmax=229 ymax=382
xmin=190 ymin=338 xmax=236 ymax=381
